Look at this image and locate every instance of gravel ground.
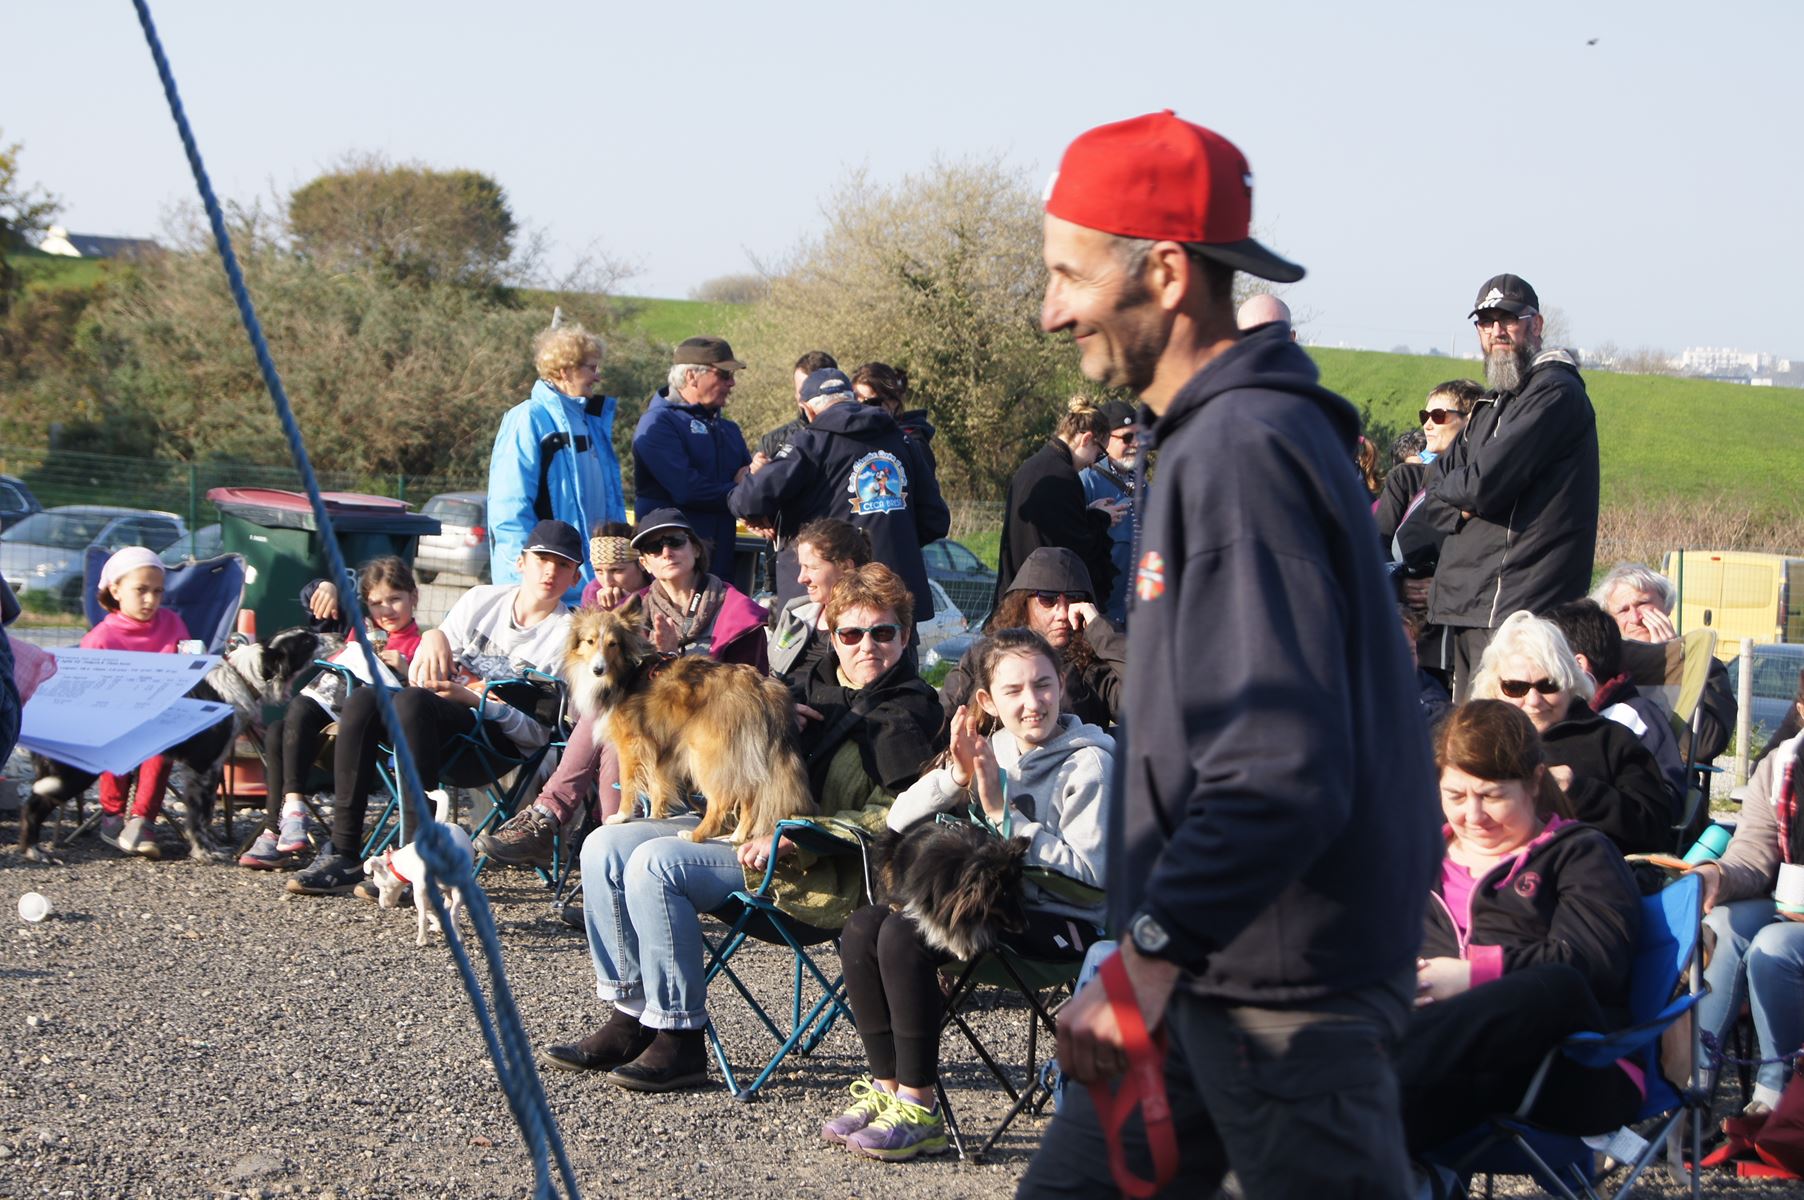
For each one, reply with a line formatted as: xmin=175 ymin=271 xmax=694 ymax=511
xmin=3 ymin=813 xmax=1802 ymax=1200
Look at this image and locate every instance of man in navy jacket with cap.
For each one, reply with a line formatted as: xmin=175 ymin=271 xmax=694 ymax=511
xmin=632 ymin=336 xmax=753 ymax=564
xmin=1016 ymin=112 xmax=1439 ymax=1200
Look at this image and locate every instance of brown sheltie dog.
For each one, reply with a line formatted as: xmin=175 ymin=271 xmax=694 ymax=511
xmin=563 ymin=602 xmax=814 ymax=844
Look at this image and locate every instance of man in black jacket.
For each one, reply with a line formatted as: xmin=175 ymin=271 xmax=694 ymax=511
xmin=1421 ymin=274 xmax=1599 ymax=701
xmin=1017 ymin=111 xmax=1438 ymax=1199
xmin=729 ymin=368 xmax=950 ymax=619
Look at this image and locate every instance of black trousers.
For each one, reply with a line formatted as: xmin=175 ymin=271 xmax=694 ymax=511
xmin=1393 ymin=961 xmax=1644 ymax=1154
xmin=1017 ymin=974 xmax=1416 ymax=1199
xmin=839 ymin=903 xmax=1088 ymax=1089
xmin=328 ymin=685 xmax=521 ymax=851
xmin=260 ymin=699 xmax=334 ymax=828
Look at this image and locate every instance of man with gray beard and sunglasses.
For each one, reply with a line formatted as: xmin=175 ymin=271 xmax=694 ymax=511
xmin=1421 ymin=274 xmax=1598 ymax=701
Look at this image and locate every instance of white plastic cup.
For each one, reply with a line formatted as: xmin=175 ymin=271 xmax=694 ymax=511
xmin=1777 ymin=863 xmax=1804 ymax=912
xmin=18 ymin=892 xmax=50 ymax=923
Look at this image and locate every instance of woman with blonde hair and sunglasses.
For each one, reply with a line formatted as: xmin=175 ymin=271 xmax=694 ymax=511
xmin=1469 ymin=610 xmax=1672 ymax=855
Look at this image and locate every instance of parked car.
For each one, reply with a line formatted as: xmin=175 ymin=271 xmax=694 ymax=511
xmin=159 ymin=522 xmax=224 ymax=565
xmin=0 ymin=474 xmax=43 ymax=532
xmin=914 ymin=579 xmax=969 ymax=659
xmin=924 ymin=538 xmax=997 ymax=627
xmin=1726 ymin=643 xmax=1804 ymax=744
xmin=921 ymin=629 xmax=980 ymax=676
xmin=2 ymin=505 xmax=186 ymax=612
xmin=413 ymin=492 xmax=491 ymax=584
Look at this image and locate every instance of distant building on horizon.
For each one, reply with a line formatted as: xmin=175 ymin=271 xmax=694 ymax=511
xmin=37 ymin=226 xmax=161 ymax=261
xmin=1678 ymin=345 xmax=1792 ymax=378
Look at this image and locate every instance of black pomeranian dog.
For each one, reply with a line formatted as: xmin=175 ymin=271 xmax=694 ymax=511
xmin=20 ymin=627 xmax=334 ymax=862
xmin=873 ymin=820 xmax=1029 ymax=962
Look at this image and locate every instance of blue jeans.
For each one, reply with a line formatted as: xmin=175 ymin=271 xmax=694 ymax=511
xmin=1701 ymin=898 xmax=1804 ymax=1104
xmin=578 ymin=815 xmax=744 ymax=1031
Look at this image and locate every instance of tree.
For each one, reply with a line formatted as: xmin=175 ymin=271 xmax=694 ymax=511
xmin=288 ymin=154 xmax=517 ymax=289
xmin=723 ymin=160 xmax=1094 ymax=499
xmin=690 ymin=273 xmax=769 ymax=305
xmin=0 ymin=131 xmax=62 ymax=314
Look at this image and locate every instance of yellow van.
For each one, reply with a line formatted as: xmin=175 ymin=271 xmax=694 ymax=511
xmin=1660 ymin=551 xmax=1804 ymax=659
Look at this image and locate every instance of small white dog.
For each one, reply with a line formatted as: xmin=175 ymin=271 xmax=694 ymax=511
xmin=362 ymin=789 xmax=474 ymax=946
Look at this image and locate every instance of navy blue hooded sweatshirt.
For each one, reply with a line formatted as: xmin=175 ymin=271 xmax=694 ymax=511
xmin=632 ymin=387 xmax=752 ymax=560
xmin=729 ymin=400 xmax=950 ymax=620
xmin=1112 ymin=324 xmax=1441 ymax=1005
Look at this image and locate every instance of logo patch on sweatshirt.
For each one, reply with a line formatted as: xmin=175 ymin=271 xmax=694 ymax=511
xmin=1513 ymin=871 xmax=1541 ymax=899
xmin=847 ymin=451 xmax=908 ymax=515
xmin=1135 ymin=550 xmax=1166 ymax=602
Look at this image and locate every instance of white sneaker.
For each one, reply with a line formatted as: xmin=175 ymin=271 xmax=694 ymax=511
xmin=120 ymin=816 xmax=162 ymax=859
xmin=277 ymin=802 xmax=311 ymax=854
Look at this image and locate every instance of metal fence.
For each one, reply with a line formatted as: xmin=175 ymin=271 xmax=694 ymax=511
xmin=1 ymin=442 xmax=1006 ymax=648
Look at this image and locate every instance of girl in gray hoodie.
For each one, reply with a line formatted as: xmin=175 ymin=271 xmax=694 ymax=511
xmin=819 ymin=628 xmax=1113 ymax=1163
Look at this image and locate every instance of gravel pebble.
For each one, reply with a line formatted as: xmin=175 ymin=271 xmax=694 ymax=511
xmin=2 ymin=828 xmax=1795 ymax=1198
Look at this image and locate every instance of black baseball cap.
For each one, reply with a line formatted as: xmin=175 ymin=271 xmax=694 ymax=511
xmin=630 ymin=508 xmax=698 ymax=549
xmin=673 ymin=336 xmax=745 ymax=370
xmin=1469 ymin=274 xmax=1539 ymax=319
xmin=1098 ymin=400 xmax=1137 ymax=432
xmin=523 ymin=519 xmax=583 ymax=565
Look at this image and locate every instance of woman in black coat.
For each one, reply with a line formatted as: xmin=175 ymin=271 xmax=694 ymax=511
xmin=993 ymin=398 xmax=1116 ymax=609
xmin=1470 ymin=611 xmax=1674 ymax=855
xmin=1396 ymin=701 xmax=1644 ymax=1154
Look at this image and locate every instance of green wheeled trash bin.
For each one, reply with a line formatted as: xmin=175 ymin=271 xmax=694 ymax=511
xmin=207 ymin=487 xmax=440 ymax=635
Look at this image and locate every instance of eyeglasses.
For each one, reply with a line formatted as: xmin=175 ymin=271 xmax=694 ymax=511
xmin=1109 ymin=429 xmax=1139 ymax=443
xmin=1418 ymin=408 xmax=1462 ymax=425
xmin=1473 ymin=312 xmax=1534 ymax=330
xmin=1032 ymin=591 xmax=1089 ymax=608
xmin=1498 ymin=677 xmax=1562 ymax=699
xmin=638 ymin=535 xmax=689 ymax=555
xmin=711 ymin=367 xmax=737 ymax=381
xmin=834 ymin=623 xmax=901 ymax=646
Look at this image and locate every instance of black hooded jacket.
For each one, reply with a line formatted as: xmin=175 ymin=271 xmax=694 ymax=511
xmin=994 ymin=439 xmax=1116 ymax=611
xmin=1420 ymin=352 xmax=1599 ymax=628
xmin=1113 ymin=324 xmax=1441 ymax=1005
xmin=1539 ymin=706 xmax=1673 ymax=856
xmin=729 ymin=400 xmax=950 ymax=619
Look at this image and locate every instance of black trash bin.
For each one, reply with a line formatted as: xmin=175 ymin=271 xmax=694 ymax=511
xmin=208 ymin=487 xmax=440 ymax=634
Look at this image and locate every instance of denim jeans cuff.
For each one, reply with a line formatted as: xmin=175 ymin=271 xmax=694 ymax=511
xmin=596 ymin=980 xmax=643 ymax=1003
xmin=639 ymin=1002 xmax=709 ymax=1031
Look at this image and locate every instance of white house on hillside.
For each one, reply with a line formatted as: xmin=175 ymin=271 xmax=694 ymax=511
xmin=37 ymin=226 xmax=161 ymax=260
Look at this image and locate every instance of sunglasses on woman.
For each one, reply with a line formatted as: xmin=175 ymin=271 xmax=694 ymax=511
xmin=1032 ymin=591 xmax=1089 ymax=608
xmin=638 ymin=535 xmax=689 ymax=555
xmin=1418 ymin=408 xmax=1463 ymax=425
xmin=834 ymin=623 xmax=901 ymax=646
xmin=1498 ymin=677 xmax=1561 ymax=698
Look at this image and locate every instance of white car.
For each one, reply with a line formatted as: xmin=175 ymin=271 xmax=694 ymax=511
xmin=914 ymin=579 xmax=969 ymax=658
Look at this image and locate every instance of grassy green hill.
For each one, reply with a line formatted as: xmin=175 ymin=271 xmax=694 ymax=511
xmin=1309 ymin=346 xmax=1803 ymax=516
xmin=613 ymin=295 xmax=741 ymax=346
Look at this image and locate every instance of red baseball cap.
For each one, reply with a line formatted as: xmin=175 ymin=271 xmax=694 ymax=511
xmin=1045 ymin=110 xmax=1304 ymax=283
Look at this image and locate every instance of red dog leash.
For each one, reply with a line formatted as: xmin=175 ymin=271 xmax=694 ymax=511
xmin=1084 ymin=951 xmax=1180 ymax=1197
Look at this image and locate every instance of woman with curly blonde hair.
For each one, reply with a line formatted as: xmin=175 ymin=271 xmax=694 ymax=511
xmin=486 ymin=320 xmax=626 ymax=597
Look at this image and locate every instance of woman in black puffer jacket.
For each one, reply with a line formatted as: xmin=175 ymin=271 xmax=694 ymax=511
xmin=1394 ymin=700 xmax=1644 ymax=1154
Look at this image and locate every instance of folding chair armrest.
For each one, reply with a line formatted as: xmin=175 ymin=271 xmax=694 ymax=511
xmin=1022 ymin=866 xmax=1106 ymax=908
xmin=1557 ymin=993 xmax=1702 ymax=1070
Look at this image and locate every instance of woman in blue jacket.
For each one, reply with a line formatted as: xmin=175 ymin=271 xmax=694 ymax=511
xmin=487 ymin=322 xmax=625 ymax=598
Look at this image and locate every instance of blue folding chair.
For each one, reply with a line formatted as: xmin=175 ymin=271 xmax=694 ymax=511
xmin=361 ymin=668 xmax=569 ymax=869
xmin=82 ymin=547 xmax=246 ymax=652
xmin=700 ymin=817 xmax=874 ymax=1101
xmin=1431 ymin=871 xmax=1705 ymax=1200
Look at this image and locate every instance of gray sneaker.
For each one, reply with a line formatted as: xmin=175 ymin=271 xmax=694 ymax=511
xmin=119 ymin=815 xmax=162 ymax=859
xmin=98 ymin=813 xmax=128 ymax=851
xmin=821 ymin=1079 xmax=893 ymax=1144
xmin=474 ymin=806 xmax=558 ymax=869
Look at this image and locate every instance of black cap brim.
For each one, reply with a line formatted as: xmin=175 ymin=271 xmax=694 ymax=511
xmin=1189 ymin=238 xmax=1305 ymax=284
xmin=1467 ymin=301 xmax=1536 ymax=319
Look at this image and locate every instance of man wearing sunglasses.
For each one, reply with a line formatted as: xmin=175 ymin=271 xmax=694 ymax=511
xmin=1021 ymin=112 xmax=1438 ymax=1199
xmin=1419 ymin=274 xmax=1598 ymax=702
xmin=631 ymin=336 xmax=754 ymax=567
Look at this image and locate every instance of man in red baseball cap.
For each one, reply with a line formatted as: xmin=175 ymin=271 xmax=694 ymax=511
xmin=1022 ymin=111 xmax=1438 ymax=1198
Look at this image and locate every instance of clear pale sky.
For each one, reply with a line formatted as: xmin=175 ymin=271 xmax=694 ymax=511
xmin=5 ymin=0 xmax=1796 ymax=358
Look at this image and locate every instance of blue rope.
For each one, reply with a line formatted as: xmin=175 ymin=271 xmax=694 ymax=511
xmin=129 ymin=5 xmax=579 ymax=1195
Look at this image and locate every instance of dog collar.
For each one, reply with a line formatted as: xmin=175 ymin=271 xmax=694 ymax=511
xmin=382 ymin=847 xmax=413 ymax=886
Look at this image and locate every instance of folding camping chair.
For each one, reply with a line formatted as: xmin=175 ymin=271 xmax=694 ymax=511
xmin=700 ymin=817 xmax=874 ymax=1101
xmin=932 ymin=869 xmax=1106 ymax=1161
xmin=1428 ymin=871 xmax=1706 ymax=1200
xmin=54 ymin=549 xmax=246 ymax=845
xmin=363 ymin=668 xmax=569 ymax=873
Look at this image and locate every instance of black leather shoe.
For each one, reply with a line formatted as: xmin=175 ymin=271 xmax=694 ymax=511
xmin=605 ymin=1029 xmax=712 ymax=1092
xmin=540 ymin=1012 xmax=655 ymax=1073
